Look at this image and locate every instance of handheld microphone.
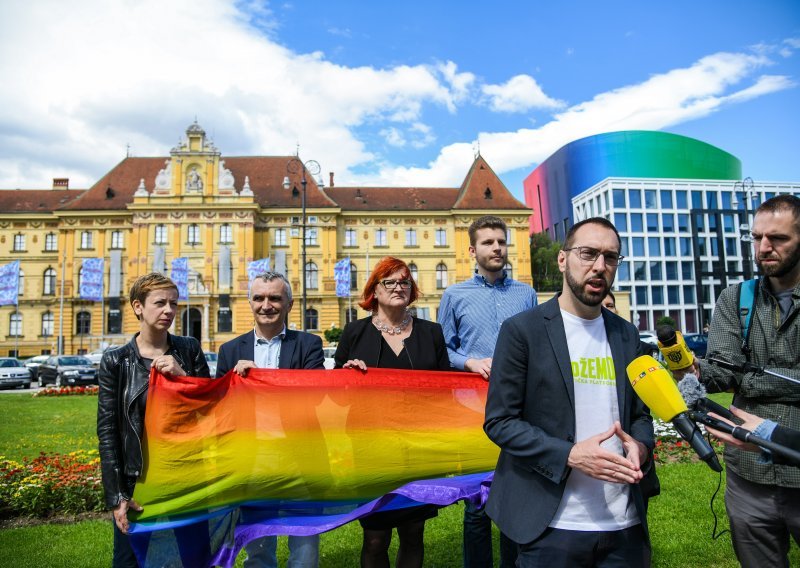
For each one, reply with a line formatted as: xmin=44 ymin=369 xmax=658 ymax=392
xmin=627 ymin=355 xmax=722 ymax=472
xmin=656 ymin=325 xmax=695 ymax=372
xmin=677 ymin=374 xmax=735 ymax=421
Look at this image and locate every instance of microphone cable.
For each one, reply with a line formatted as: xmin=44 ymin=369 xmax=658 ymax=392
xmin=706 ymin=443 xmax=730 ymax=541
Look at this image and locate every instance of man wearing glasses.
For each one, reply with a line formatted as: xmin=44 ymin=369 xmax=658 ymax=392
xmin=484 ymin=217 xmax=655 ymax=567
xmin=438 ymin=215 xmax=537 ymax=567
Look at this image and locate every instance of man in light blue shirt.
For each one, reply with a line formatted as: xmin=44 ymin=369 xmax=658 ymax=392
xmin=439 ymin=215 xmax=537 ymax=567
xmin=216 ymin=271 xmax=324 ymax=568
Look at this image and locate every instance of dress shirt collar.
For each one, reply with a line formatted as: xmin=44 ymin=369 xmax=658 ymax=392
xmin=472 ymin=270 xmax=509 ymax=288
xmin=254 ymin=325 xmax=286 ymax=345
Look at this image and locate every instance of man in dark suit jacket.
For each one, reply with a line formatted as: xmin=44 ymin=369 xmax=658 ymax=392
xmin=216 ymin=271 xmax=324 ymax=568
xmin=484 ymin=218 xmax=655 ymax=567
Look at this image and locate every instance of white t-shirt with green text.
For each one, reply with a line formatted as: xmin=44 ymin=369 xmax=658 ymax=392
xmin=549 ymin=309 xmax=640 ymax=531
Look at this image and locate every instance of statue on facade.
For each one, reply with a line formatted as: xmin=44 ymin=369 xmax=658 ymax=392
xmin=186 ymin=167 xmax=203 ymax=192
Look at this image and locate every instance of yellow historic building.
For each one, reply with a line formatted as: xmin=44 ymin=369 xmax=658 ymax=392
xmin=0 ymin=123 xmax=532 ymax=357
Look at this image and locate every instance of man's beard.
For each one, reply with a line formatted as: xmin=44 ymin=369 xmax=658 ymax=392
xmin=564 ymin=266 xmax=609 ymax=307
xmin=756 ymin=242 xmax=800 ymax=278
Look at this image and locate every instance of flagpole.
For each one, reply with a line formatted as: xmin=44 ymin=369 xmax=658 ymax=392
xmin=100 ymin=257 xmax=105 ymax=350
xmin=58 ymin=250 xmax=66 ymax=356
xmin=14 ymin=300 xmax=19 ymax=357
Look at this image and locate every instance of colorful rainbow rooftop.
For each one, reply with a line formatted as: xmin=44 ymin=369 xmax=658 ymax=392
xmin=524 ymin=130 xmax=742 ymax=234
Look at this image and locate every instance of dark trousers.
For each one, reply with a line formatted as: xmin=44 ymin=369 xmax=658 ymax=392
xmin=112 ymin=521 xmax=139 ymax=568
xmin=463 ymin=502 xmax=518 ymax=567
xmin=517 ymin=525 xmax=650 ymax=568
xmin=726 ymin=469 xmax=800 ymax=568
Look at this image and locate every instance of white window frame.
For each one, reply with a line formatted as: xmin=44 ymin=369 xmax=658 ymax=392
xmin=13 ymin=233 xmax=25 ymax=251
xmin=436 ymin=263 xmax=448 ymax=289
xmin=45 ymin=232 xmax=58 ymax=251
xmin=435 ymin=228 xmax=447 ymax=246
xmin=43 ymin=268 xmax=56 ymax=296
xmin=220 ymin=224 xmax=233 ymax=244
xmin=188 ymin=224 xmax=201 ymax=245
xmin=80 ymin=231 xmax=93 ymax=249
xmin=345 ymin=228 xmax=357 ymax=247
xmin=9 ymin=312 xmax=22 ymax=336
xmin=305 ymin=262 xmax=318 ymax=289
xmin=375 ymin=228 xmax=387 ymax=247
xmin=274 ymin=228 xmax=287 ymax=247
xmin=42 ymin=312 xmax=54 ymax=336
xmin=405 ymin=229 xmax=417 ymax=246
xmin=155 ymin=224 xmax=168 ymax=245
xmin=111 ymin=230 xmax=124 ymax=249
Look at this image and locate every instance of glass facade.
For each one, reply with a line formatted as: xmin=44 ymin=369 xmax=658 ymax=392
xmin=572 ymin=178 xmax=800 ymax=332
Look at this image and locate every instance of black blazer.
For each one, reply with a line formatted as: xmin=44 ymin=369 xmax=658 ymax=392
xmin=483 ymin=296 xmax=654 ymax=545
xmin=334 ymin=316 xmax=451 ymax=371
xmin=216 ymin=328 xmax=325 ymax=378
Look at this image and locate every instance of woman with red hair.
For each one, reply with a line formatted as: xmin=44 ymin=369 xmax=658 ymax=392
xmin=334 ymin=256 xmax=450 ymax=568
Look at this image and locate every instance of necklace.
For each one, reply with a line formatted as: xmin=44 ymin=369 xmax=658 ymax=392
xmin=372 ymin=310 xmax=412 ymax=335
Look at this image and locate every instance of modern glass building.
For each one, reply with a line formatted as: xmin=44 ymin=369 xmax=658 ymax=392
xmin=524 ymin=131 xmax=800 ymax=332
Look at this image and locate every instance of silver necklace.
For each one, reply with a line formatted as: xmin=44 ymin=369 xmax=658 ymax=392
xmin=372 ymin=311 xmax=411 ymax=335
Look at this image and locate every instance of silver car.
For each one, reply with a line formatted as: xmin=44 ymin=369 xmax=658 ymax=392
xmin=0 ymin=358 xmax=32 ymax=389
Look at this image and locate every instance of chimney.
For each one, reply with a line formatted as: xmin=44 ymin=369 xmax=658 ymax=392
xmin=329 ymin=172 xmax=335 ymax=188
xmin=53 ymin=178 xmax=69 ymax=190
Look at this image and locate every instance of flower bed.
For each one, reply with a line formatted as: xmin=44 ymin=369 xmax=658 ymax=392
xmin=0 ymin=451 xmax=104 ymax=519
xmin=33 ymin=386 xmax=99 ymax=397
xmin=652 ymin=418 xmax=725 ymax=465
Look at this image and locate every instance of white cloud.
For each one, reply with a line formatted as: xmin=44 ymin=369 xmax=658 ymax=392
xmin=0 ymin=1 xmax=794 ymax=195
xmin=482 ymin=75 xmax=565 ymax=113
xmin=364 ymin=49 xmax=794 ymax=186
xmin=0 ymin=0 xmax=466 ymax=188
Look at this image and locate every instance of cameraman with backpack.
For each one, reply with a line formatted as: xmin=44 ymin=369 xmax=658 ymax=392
xmin=683 ymin=194 xmax=800 ymax=568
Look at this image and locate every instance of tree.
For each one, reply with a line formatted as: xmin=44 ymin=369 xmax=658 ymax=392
xmin=530 ymin=232 xmax=563 ymax=291
xmin=656 ymin=316 xmax=677 ymax=329
xmin=324 ymin=325 xmax=343 ymax=345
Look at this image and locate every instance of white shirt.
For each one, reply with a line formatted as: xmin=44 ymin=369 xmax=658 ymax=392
xmin=550 ymin=310 xmax=639 ymax=531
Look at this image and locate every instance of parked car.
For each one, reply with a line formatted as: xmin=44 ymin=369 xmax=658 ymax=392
xmin=0 ymin=357 xmax=32 ymax=389
xmin=23 ymin=355 xmax=50 ymax=380
xmin=36 ymin=355 xmax=98 ymax=387
xmin=639 ymin=332 xmax=658 ymax=346
xmin=323 ymin=347 xmax=336 ymax=370
xmin=204 ymin=352 xmax=218 ymax=376
xmin=683 ymin=333 xmax=709 ymax=358
xmin=85 ymin=345 xmax=122 ymax=367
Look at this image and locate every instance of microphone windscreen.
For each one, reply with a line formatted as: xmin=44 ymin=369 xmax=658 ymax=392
xmin=627 ymin=355 xmax=688 ymax=422
xmin=656 ymin=324 xmax=677 ymax=346
xmin=677 ymin=374 xmax=706 ymax=408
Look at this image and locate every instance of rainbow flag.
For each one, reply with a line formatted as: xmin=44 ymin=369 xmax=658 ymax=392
xmin=128 ymin=368 xmax=498 ymax=567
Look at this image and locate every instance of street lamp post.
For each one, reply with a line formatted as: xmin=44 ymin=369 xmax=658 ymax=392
xmin=283 ymin=158 xmax=321 ymax=332
xmin=732 ymin=177 xmax=755 ymax=280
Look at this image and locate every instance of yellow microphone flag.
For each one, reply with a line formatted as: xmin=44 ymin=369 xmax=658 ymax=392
xmin=626 ymin=355 xmax=688 ymax=422
xmin=657 ymin=331 xmax=694 ymax=371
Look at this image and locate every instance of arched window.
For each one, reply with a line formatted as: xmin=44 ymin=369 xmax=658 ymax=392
xmin=409 ymin=263 xmax=419 ymax=282
xmin=43 ymin=268 xmax=56 ymax=296
xmin=305 ymin=308 xmax=319 ymax=330
xmin=76 ymin=311 xmax=91 ymax=335
xmin=9 ymin=312 xmax=22 ymax=336
xmin=436 ymin=263 xmax=448 ymax=289
xmin=18 ymin=269 xmax=24 ymax=297
xmin=305 ymin=262 xmax=318 ymax=290
xmin=504 ymin=262 xmax=513 ymax=281
xmin=350 ymin=263 xmax=358 ymax=291
xmin=41 ymin=312 xmax=54 ymax=337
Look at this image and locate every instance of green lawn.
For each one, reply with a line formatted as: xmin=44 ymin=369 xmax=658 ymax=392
xmin=0 ymin=394 xmax=797 ymax=567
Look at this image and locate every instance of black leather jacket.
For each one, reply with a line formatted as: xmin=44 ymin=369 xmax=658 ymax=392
xmin=97 ymin=333 xmax=210 ymax=509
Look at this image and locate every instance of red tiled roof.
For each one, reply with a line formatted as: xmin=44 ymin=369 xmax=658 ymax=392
xmin=324 ymin=186 xmax=459 ymax=211
xmin=0 ymin=189 xmax=84 ymax=213
xmin=61 ymin=156 xmax=338 ymax=211
xmin=453 ymin=155 xmax=529 ymax=210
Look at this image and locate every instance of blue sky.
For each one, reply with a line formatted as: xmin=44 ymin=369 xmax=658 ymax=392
xmin=0 ymin=0 xmax=798 ymax=200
